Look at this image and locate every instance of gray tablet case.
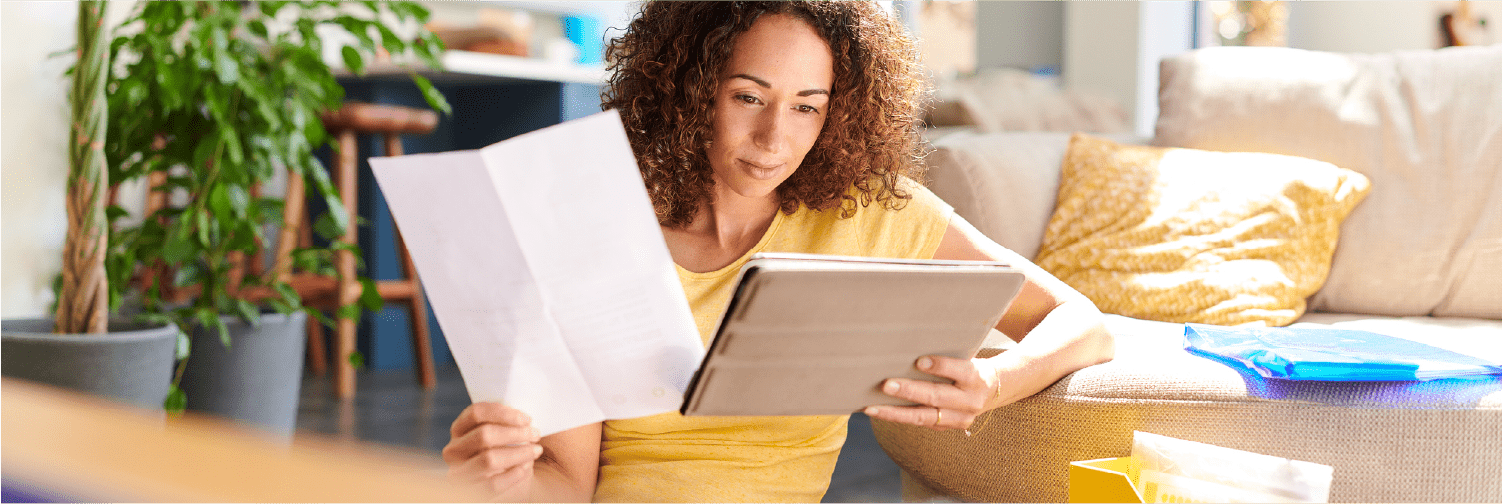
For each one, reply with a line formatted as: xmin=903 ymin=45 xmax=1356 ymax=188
xmin=680 ymin=253 xmax=1027 ymax=416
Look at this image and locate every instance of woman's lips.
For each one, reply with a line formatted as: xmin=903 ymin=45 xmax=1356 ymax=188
xmin=739 ymin=158 xmax=784 ymax=180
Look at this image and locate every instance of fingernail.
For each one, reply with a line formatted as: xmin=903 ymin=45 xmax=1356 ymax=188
xmin=529 ymin=427 xmax=541 ymax=440
xmin=918 ymin=357 xmax=933 ymax=370
xmin=883 ymin=380 xmax=899 ymax=394
xmin=532 ymin=445 xmax=544 ymax=456
xmin=864 ymin=406 xmax=881 ymax=416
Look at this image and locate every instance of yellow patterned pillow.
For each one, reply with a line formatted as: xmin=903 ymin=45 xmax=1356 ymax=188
xmin=1035 ymin=134 xmax=1371 ymax=326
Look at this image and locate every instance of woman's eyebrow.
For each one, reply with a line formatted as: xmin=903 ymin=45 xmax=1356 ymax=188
xmin=728 ymin=73 xmax=829 ymax=97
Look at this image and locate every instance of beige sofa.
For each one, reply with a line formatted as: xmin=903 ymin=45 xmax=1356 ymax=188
xmin=875 ymin=45 xmax=1502 ymax=502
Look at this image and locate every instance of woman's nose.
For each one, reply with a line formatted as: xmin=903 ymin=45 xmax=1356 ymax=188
xmin=751 ymin=109 xmax=787 ymax=154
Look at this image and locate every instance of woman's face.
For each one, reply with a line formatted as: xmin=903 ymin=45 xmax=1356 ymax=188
xmin=706 ymin=13 xmax=834 ymax=202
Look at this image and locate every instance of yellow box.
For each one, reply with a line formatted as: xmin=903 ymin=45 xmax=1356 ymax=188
xmin=1068 ymin=457 xmax=1144 ymax=503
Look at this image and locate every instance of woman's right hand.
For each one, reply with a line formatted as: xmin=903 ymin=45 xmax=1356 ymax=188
xmin=443 ymin=402 xmax=544 ymax=501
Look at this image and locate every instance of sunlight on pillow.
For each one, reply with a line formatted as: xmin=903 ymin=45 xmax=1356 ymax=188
xmin=1035 ymin=134 xmax=1371 ymax=326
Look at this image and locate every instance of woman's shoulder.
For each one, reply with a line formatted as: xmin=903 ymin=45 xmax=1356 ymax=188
xmin=836 ymin=175 xmax=952 ymax=218
xmin=780 ymin=175 xmax=953 ymax=259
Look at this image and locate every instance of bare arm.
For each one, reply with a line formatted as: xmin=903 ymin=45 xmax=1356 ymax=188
xmin=864 ymin=214 xmax=1115 ymax=429
xmin=443 ymin=403 xmax=601 ymax=502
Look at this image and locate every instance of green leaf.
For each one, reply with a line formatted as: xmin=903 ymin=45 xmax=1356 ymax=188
xmin=209 ymin=184 xmax=232 ymax=219
xmin=228 ymin=222 xmax=260 ymax=251
xmin=174 ymin=327 xmax=192 ymax=361
xmin=274 ymin=283 xmax=303 ymax=310
xmin=226 ymin=184 xmax=250 ymax=218
xmin=106 ymin=205 xmax=130 ymax=222
xmin=155 ymin=62 xmax=183 ymax=110
xmin=173 ymin=262 xmax=202 ymax=288
xmin=315 ymin=202 xmax=350 ymax=240
xmin=260 ymin=1 xmax=286 ymax=18
xmin=336 ymin=302 xmax=361 ymax=321
xmin=375 ymin=24 xmax=404 ymax=56
xmin=410 ymin=73 xmax=451 ymax=115
xmin=211 ymin=16 xmax=231 ymax=50
xmin=221 ymin=126 xmax=244 ymax=165
xmin=306 ymin=308 xmax=334 ymax=329
xmin=347 ymin=350 xmax=366 ymax=370
xmin=413 ymin=31 xmax=444 ymax=69
xmin=195 ymin=209 xmax=210 ymax=247
xmin=119 ymin=78 xmax=148 ymax=107
xmin=248 ymin=20 xmax=269 ymax=40
xmin=359 ymin=277 xmax=382 ymax=312
xmin=162 ymin=224 xmax=194 ymax=264
xmin=268 ymin=299 xmax=294 ymax=314
xmin=399 ymin=2 xmax=431 ymax=24
xmin=203 ymin=76 xmax=230 ymax=120
xmin=335 ymin=17 xmax=377 ymax=52
xmin=193 ymin=307 xmax=231 ymax=349
xmin=137 ymin=312 xmax=175 ymax=326
xmin=164 ymin=385 xmax=187 ymax=413
xmin=214 ymin=50 xmax=239 ymax=84
xmin=213 ymin=316 xmax=231 ymax=348
xmin=192 ymin=130 xmax=220 ymax=169
xmin=235 ymin=299 xmax=262 ymax=327
xmin=340 ymin=45 xmax=364 ymax=74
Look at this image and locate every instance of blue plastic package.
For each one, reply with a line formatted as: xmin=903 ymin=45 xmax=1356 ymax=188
xmin=1183 ymin=323 xmax=1502 ymax=381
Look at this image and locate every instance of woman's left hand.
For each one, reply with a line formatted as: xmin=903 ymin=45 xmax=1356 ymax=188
xmin=863 ymin=355 xmax=1004 ymax=432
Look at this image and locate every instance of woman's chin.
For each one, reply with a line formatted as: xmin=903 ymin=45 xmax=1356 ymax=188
xmin=718 ymin=179 xmax=783 ymax=203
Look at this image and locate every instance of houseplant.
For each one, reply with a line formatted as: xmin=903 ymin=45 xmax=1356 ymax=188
xmin=100 ymin=1 xmax=450 ymax=433
xmin=1 ymin=1 xmax=179 ymax=412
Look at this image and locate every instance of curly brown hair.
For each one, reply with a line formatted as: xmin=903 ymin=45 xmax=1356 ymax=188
xmin=603 ymin=1 xmax=931 ymax=228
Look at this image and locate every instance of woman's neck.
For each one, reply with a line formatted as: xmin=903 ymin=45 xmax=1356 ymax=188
xmin=697 ymin=188 xmax=780 ymax=249
xmin=663 ymin=186 xmax=781 ymax=273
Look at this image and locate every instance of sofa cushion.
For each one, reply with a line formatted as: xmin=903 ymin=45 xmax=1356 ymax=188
xmin=924 ymin=131 xmax=1145 ymax=261
xmin=873 ymin=315 xmax=1502 ymax=503
xmin=925 ymin=131 xmax=1073 ymax=261
xmin=1033 ymin=134 xmax=1370 ymax=326
xmin=1155 ymin=45 xmax=1502 ymax=320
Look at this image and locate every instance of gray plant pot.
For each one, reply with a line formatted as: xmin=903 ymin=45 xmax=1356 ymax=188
xmin=1 ymin=318 xmax=178 ymax=411
xmin=180 ymin=310 xmax=308 ymax=440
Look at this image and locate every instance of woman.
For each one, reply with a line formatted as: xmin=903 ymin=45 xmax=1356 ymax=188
xmin=443 ymin=3 xmax=1114 ymax=502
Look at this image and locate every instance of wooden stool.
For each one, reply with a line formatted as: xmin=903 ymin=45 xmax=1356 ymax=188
xmin=279 ymin=102 xmax=440 ymax=399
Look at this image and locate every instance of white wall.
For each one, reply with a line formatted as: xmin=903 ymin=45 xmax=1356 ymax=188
xmin=2 ymin=2 xmax=77 ymax=318
xmin=1137 ymin=2 xmax=1196 ymax=137
xmin=1287 ymin=1 xmax=1439 ymax=53
xmin=2 ymin=1 xmax=138 ymax=319
xmin=1063 ymin=1 xmax=1141 ymax=131
xmin=976 ymin=1 xmax=1063 ymax=71
xmin=1063 ymin=1 xmax=1194 ymax=138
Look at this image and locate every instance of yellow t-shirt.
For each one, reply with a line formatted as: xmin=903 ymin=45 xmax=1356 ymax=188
xmin=594 ymin=179 xmax=954 ymax=502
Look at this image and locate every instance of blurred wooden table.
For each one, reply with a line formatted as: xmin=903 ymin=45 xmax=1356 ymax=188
xmin=1 ymin=378 xmax=486 ymax=502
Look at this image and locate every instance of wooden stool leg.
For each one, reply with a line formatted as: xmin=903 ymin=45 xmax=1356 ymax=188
xmin=384 ymin=133 xmax=437 ymax=390
xmin=306 ymin=313 xmax=327 ymax=376
xmin=394 ymin=226 xmax=436 ymax=389
xmin=334 ymin=129 xmax=360 ymax=399
xmin=292 ymin=192 xmax=328 ymax=377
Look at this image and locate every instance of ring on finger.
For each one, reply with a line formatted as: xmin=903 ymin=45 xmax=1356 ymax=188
xmin=934 ymin=407 xmax=943 ymax=427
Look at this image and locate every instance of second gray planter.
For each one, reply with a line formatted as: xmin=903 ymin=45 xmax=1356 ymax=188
xmin=180 ymin=310 xmax=307 ymax=439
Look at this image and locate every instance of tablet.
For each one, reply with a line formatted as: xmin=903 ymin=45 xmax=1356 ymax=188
xmin=680 ymin=252 xmax=1026 ymax=416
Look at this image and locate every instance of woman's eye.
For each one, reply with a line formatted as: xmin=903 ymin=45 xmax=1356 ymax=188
xmin=796 ymin=105 xmax=820 ymax=114
xmin=736 ymin=94 xmax=761 ymax=105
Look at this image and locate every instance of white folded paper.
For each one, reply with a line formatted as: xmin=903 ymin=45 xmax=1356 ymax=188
xmin=369 ymin=110 xmax=704 ymax=435
xmin=1133 ymin=431 xmax=1334 ymax=503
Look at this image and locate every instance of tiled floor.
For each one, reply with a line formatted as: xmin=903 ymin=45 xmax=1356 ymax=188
xmin=295 ymin=364 xmax=902 ymax=502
